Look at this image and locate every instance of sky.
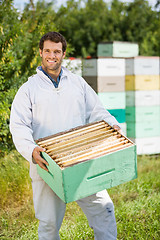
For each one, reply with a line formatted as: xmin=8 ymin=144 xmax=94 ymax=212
xmin=14 ymin=0 xmax=66 ymax=10
xmin=14 ymin=0 xmax=158 ymax=11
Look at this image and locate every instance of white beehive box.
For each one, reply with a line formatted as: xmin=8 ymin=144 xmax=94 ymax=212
xmin=125 ymin=56 xmax=159 ymax=75
xmin=126 ymin=90 xmax=160 ymax=107
xmin=97 ymin=58 xmax=125 ymax=76
xmin=82 ymin=58 xmax=125 ymax=77
xmin=130 ymin=137 xmax=160 ymax=155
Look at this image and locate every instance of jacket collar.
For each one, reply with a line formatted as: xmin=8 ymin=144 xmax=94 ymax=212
xmin=36 ymin=66 xmax=69 ymax=83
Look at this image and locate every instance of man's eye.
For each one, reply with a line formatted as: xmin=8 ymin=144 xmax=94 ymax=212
xmin=55 ymin=51 xmax=61 ymax=54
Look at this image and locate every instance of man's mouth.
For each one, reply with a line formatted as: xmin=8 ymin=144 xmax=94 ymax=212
xmin=47 ymin=60 xmax=57 ymax=63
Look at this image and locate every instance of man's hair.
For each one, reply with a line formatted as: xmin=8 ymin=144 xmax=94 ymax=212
xmin=39 ymin=32 xmax=67 ymax=52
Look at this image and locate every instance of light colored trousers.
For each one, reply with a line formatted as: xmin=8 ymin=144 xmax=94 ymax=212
xmin=32 ymin=180 xmax=117 ymax=240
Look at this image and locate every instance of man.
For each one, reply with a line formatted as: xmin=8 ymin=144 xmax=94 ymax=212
xmin=10 ymin=32 xmax=121 ymax=240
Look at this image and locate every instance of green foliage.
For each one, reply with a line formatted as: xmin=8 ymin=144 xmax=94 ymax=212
xmin=55 ymin=0 xmax=111 ymax=57
xmin=121 ymin=0 xmax=160 ymax=56
xmin=0 ymin=150 xmax=32 ymax=208
xmin=56 ymin=0 xmax=160 ymax=57
xmin=0 ymin=153 xmax=159 ymax=239
xmin=0 ymin=0 xmax=58 ymax=153
xmin=0 ymin=0 xmax=21 ymax=153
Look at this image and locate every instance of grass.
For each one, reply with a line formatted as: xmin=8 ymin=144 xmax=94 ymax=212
xmin=0 ymin=150 xmax=160 ymax=239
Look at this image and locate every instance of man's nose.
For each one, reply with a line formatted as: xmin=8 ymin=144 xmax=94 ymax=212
xmin=49 ymin=51 xmax=56 ymax=58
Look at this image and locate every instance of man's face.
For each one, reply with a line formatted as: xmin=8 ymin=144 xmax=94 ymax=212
xmin=39 ymin=40 xmax=66 ymax=74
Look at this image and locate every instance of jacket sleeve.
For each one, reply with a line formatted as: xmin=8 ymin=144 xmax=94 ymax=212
xmin=83 ymin=79 xmax=121 ymax=128
xmin=9 ymin=83 xmax=37 ymax=162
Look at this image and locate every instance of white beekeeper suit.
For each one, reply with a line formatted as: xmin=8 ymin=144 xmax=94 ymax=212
xmin=10 ymin=66 xmax=120 ymax=240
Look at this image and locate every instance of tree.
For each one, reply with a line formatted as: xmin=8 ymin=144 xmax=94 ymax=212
xmin=0 ymin=0 xmax=58 ymax=154
xmin=56 ymin=0 xmax=160 ymax=57
xmin=56 ymin=0 xmax=112 ymax=57
xmin=121 ymin=0 xmax=159 ymax=55
xmin=0 ymin=0 xmax=22 ymax=153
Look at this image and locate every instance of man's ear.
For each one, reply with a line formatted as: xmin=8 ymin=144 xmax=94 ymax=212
xmin=39 ymin=48 xmax=42 ymax=57
xmin=63 ymin=51 xmax=66 ymax=59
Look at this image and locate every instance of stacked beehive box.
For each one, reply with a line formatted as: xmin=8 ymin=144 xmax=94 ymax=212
xmin=97 ymin=41 xmax=139 ymax=58
xmin=82 ymin=57 xmax=127 ymax=134
xmin=125 ymin=56 xmax=160 ymax=154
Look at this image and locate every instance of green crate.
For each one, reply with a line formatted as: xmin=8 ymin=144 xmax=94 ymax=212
xmin=98 ymin=43 xmax=113 ymax=57
xmin=127 ymin=121 xmax=160 ymax=138
xmin=36 ymin=121 xmax=137 ymax=203
xmin=108 ymin=109 xmax=126 ymax=123
xmin=97 ymin=41 xmax=139 ymax=58
xmin=126 ymin=106 xmax=160 ymax=122
xmin=37 ymin=146 xmax=137 ymax=203
xmin=98 ymin=92 xmax=126 ymax=109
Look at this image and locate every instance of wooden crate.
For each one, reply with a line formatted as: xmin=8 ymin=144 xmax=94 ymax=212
xmin=36 ymin=121 xmax=137 ymax=203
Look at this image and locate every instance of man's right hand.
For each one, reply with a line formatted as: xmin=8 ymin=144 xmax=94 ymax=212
xmin=32 ymin=146 xmax=49 ymax=172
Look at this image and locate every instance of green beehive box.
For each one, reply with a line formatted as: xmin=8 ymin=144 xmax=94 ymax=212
xmin=126 ymin=106 xmax=160 ymax=122
xmin=97 ymin=41 xmax=139 ymax=58
xmin=127 ymin=121 xmax=160 ymax=138
xmin=36 ymin=121 xmax=137 ymax=203
xmin=98 ymin=92 xmax=126 ymax=109
xmin=108 ymin=109 xmax=126 ymax=123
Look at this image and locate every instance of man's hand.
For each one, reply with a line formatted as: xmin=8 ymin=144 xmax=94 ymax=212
xmin=113 ymin=125 xmax=123 ymax=135
xmin=32 ymin=146 xmax=49 ymax=171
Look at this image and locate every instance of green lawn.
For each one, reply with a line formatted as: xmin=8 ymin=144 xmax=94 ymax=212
xmin=0 ymin=151 xmax=160 ymax=239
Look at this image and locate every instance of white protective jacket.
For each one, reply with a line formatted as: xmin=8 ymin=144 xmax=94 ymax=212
xmin=10 ymin=66 xmax=120 ymax=180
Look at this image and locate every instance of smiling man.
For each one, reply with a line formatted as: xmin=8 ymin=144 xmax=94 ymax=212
xmin=10 ymin=32 xmax=121 ymax=240
xmin=39 ymin=39 xmax=65 ymax=79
